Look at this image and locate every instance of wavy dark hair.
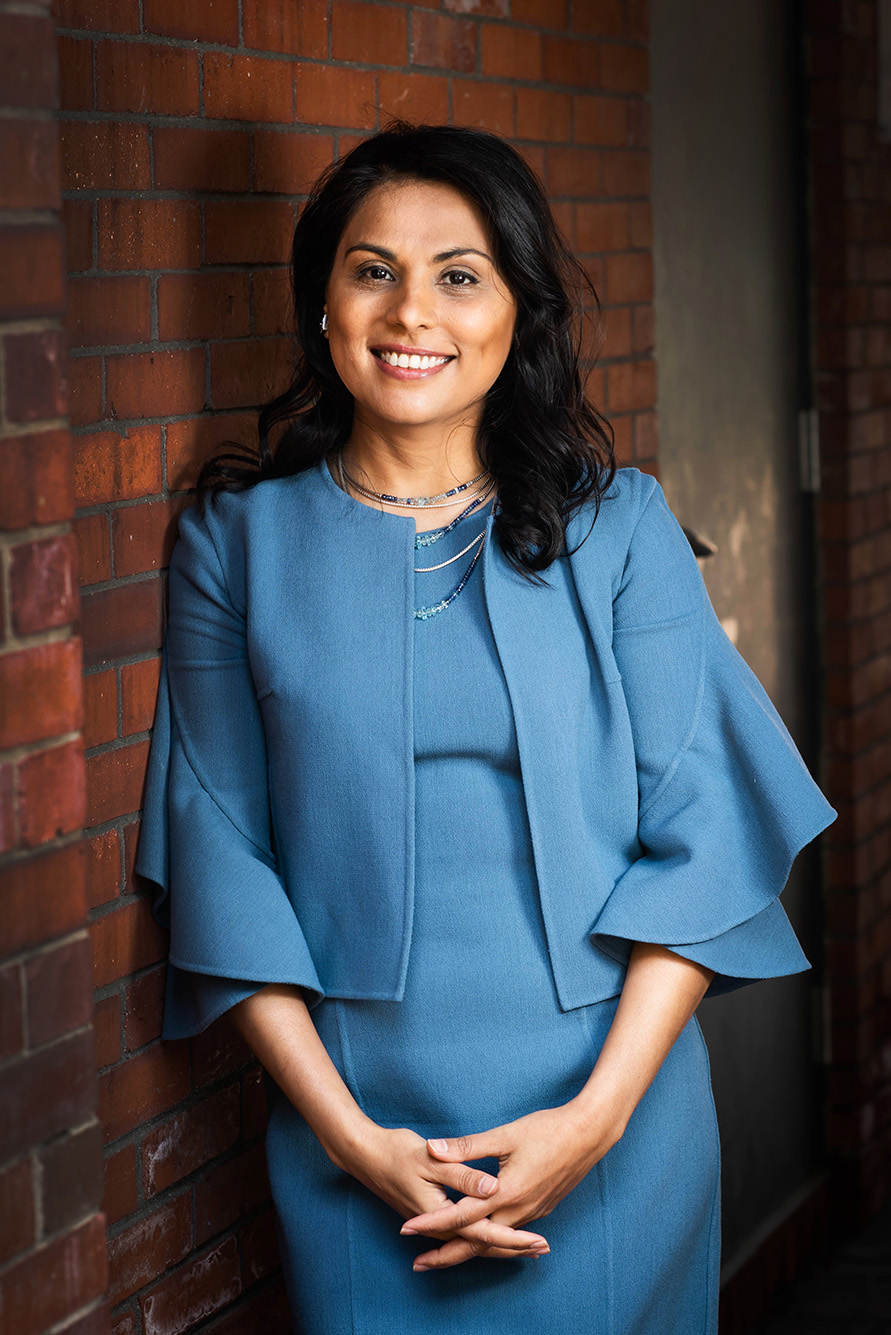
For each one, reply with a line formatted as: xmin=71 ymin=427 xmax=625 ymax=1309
xmin=200 ymin=122 xmax=615 ymax=577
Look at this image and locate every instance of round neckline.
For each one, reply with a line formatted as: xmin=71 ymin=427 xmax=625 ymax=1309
xmin=320 ymin=453 xmax=497 ymax=534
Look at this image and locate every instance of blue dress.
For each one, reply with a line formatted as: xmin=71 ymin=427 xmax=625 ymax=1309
xmin=264 ymin=501 xmax=720 ymax=1334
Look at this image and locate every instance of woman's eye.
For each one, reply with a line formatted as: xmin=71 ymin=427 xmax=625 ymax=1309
xmin=442 ymin=270 xmax=477 ymax=287
xmin=358 ymin=265 xmax=393 ymax=282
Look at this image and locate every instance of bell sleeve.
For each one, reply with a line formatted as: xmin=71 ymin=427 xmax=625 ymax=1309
xmin=135 ymin=500 xmax=324 ymax=1039
xmin=589 ymin=480 xmax=836 ymax=996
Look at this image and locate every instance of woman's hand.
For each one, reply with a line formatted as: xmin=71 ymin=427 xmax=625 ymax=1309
xmin=398 ymin=1100 xmax=622 ymax=1271
xmin=345 ymin=1124 xmax=552 ymax=1263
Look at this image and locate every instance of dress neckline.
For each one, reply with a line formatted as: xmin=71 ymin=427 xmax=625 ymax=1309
xmin=319 ymin=454 xmax=498 ymax=535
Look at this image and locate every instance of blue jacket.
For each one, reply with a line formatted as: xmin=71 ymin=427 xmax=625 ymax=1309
xmin=136 ymin=460 xmax=836 ymax=1039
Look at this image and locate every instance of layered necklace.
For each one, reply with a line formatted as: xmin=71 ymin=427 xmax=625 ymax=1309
xmin=336 ymin=453 xmax=496 ymax=621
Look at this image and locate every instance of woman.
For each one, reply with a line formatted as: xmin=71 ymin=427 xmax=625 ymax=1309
xmin=137 ymin=123 xmax=835 ymax=1333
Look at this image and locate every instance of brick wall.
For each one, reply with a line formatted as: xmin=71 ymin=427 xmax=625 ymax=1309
xmin=52 ymin=1 xmax=655 ymax=1331
xmin=809 ymin=0 xmax=891 ymax=1228
xmin=0 ymin=3 xmax=108 ymax=1334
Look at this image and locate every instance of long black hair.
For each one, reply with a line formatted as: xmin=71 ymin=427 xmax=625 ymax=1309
xmin=200 ymin=122 xmax=615 ymax=577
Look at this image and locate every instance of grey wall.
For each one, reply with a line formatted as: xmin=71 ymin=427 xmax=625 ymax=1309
xmin=649 ymin=0 xmax=824 ymax=1271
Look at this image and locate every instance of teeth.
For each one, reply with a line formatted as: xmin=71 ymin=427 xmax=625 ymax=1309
xmin=378 ymin=351 xmax=448 ymax=369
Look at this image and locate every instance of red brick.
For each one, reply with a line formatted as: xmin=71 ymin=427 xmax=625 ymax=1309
xmin=121 ymin=658 xmax=162 ymax=736
xmin=513 ymin=0 xmax=568 ymax=23
xmin=99 ymin=1043 xmax=190 ymax=1146
xmin=252 ymin=130 xmax=333 ymax=196
xmin=4 ymin=329 xmax=69 ymax=424
xmin=143 ymin=1085 xmax=240 ymax=1197
xmin=0 ymin=15 xmax=57 ymax=108
xmin=153 ymin=125 xmax=251 ymax=193
xmin=75 ymin=426 xmax=162 ymax=506
xmin=626 ymin=98 xmax=649 ymax=148
xmin=75 ymin=515 xmax=112 ymax=591
xmin=68 ymin=277 xmax=151 ymax=349
xmin=0 ymin=964 xmax=24 ymax=1063
xmin=26 ymin=935 xmax=92 ymax=1046
xmin=601 ymin=149 xmax=650 ymax=196
xmin=0 ymin=1215 xmax=106 ymax=1335
xmin=0 ymin=1158 xmax=34 ymax=1265
xmin=55 ymin=0 xmax=140 ymax=30
xmin=629 ymin=200 xmax=651 ymax=247
xmin=240 ymin=1205 xmax=280 ymax=1282
xmin=157 ymin=272 xmax=251 ymax=343
xmin=57 ymin=34 xmax=94 ymax=111
xmin=40 ymin=1120 xmax=103 ymax=1234
xmin=295 ymin=63 xmax=376 ymax=128
xmin=631 ymin=303 xmax=654 ymax=354
xmin=107 ymin=1192 xmax=192 ymax=1303
xmin=60 ymin=121 xmax=150 ymax=191
xmin=195 ymin=1143 xmax=270 ymax=1244
xmin=452 ymin=80 xmax=515 ymax=135
xmin=599 ymin=43 xmax=648 ymax=93
xmin=96 ymin=40 xmax=199 ymax=115
xmin=251 ymin=269 xmax=291 ymax=337
xmin=576 ymin=200 xmax=629 ymax=251
xmin=103 ymin=1142 xmax=136 ymax=1226
xmin=62 ymin=199 xmax=92 ymax=272
xmin=55 ymin=1303 xmax=113 ymax=1335
xmin=0 ymin=224 xmax=64 ymax=320
xmin=0 ymin=765 xmax=13 ymax=855
xmin=10 ymin=534 xmax=78 ymax=636
xmin=598 ymin=305 xmax=631 ymax=356
xmin=123 ymin=820 xmax=141 ymax=893
xmin=80 ymin=580 xmax=163 ymax=668
xmin=97 ymin=199 xmax=201 ymax=272
xmin=93 ymin=994 xmax=122 ymax=1070
xmin=444 ymin=0 xmax=509 ymax=12
xmin=573 ymin=0 xmax=623 ymax=35
xmin=605 ymin=250 xmax=652 ymax=303
xmin=204 ymin=51 xmax=294 ymax=123
xmin=0 ymin=640 xmax=82 ymax=750
xmin=1 ymin=1030 xmax=95 ymax=1162
xmin=0 ymin=120 xmax=61 ymax=209
xmin=82 ymin=668 xmax=116 ymax=747
xmin=378 ymin=72 xmax=451 ymax=126
xmin=85 ymin=740 xmax=151 ymax=827
xmin=141 ymin=1236 xmax=242 ymax=1335
xmin=124 ymin=964 xmax=165 ymax=1051
xmin=113 ymin=500 xmax=185 ymax=578
xmin=544 ymin=35 xmax=599 ymax=87
xmin=243 ymin=0 xmax=328 ymax=57
xmin=546 ymin=145 xmax=601 ymax=197
xmin=191 ymin=1018 xmax=252 ymax=1087
xmin=142 ymin=0 xmax=239 ymax=45
xmin=69 ymin=356 xmax=103 ymax=427
xmin=515 ymin=87 xmax=571 ymax=141
xmin=210 ymin=338 xmax=294 ymax=410
xmin=333 ymin=1 xmax=407 ymax=63
xmin=92 ymin=898 xmax=166 ymax=990
xmin=105 ymin=348 xmax=206 ymax=420
xmin=199 ymin=1283 xmax=290 ymax=1335
xmin=0 ymin=430 xmax=73 ymax=529
xmin=241 ymin=1064 xmax=267 ymax=1140
xmin=204 ymin=200 xmax=294 ymax=266
xmin=480 ymin=23 xmax=542 ymax=79
xmin=111 ymin=1311 xmax=136 ymax=1335
xmin=412 ymin=12 xmax=476 ymax=72
xmin=625 ymin=0 xmax=647 ymax=41
xmin=166 ymin=416 xmax=254 ymax=492
xmin=574 ymin=92 xmax=627 ymax=146
xmin=18 ymin=741 xmax=85 ymax=848
xmin=607 ymin=357 xmax=656 ymax=411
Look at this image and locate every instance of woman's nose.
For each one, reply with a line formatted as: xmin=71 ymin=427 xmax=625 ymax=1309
xmin=388 ymin=276 xmax=435 ymax=331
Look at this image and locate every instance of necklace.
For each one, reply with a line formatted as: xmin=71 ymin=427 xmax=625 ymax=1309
xmin=339 ymin=457 xmax=489 ymax=509
xmin=414 ymin=481 xmax=495 ymax=549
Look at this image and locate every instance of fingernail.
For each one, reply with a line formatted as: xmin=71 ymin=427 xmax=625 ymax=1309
xmin=479 ymin=1174 xmax=498 ymax=1195
xmin=400 ymin=1227 xmax=418 ymax=1235
xmin=427 ymin=1139 xmax=448 ymax=1153
xmin=413 ymin=1263 xmax=430 ymax=1272
xmin=532 ymin=1245 xmax=550 ymax=1256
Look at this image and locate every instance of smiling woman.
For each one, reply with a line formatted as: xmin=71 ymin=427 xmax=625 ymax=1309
xmin=136 ymin=123 xmax=835 ymax=1335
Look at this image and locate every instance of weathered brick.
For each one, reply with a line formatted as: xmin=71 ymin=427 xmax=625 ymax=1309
xmin=143 ymin=1084 xmax=241 ymax=1197
xmin=96 ymin=40 xmax=200 ymax=116
xmin=157 ymin=272 xmax=251 ymax=343
xmin=75 ymin=426 xmax=162 ymax=506
xmin=546 ymin=145 xmax=601 ymax=196
xmin=106 ymin=1192 xmax=192 ymax=1303
xmin=192 ymin=1019 xmax=253 ymax=1088
xmin=0 ymin=14 xmax=57 ymax=108
xmin=604 ymin=249 xmax=653 ymax=303
xmin=105 ymin=348 xmax=206 ymax=420
xmin=85 ymin=740 xmax=151 ymax=827
xmin=112 ymin=499 xmax=185 ymax=578
xmin=25 ymin=934 xmax=92 ymax=1046
xmin=480 ymin=23 xmax=542 ymax=79
xmin=577 ymin=200 xmax=630 ymax=251
xmin=141 ymin=1237 xmax=242 ymax=1335
xmin=601 ymin=148 xmax=650 ymax=197
xmin=379 ymin=72 xmax=451 ymax=126
xmin=574 ymin=92 xmax=627 ymax=146
xmin=68 ymin=277 xmax=152 ymax=349
xmin=165 ymin=417 xmax=254 ymax=492
xmin=204 ymin=200 xmax=294 ymax=266
xmin=607 ymin=357 xmax=655 ymax=411
xmin=252 ymin=269 xmax=292 ymax=337
xmin=0 ymin=430 xmax=74 ymax=529
xmin=17 ymin=741 xmax=85 ymax=847
xmin=10 ymin=534 xmax=78 ymax=635
xmin=57 ymin=34 xmax=94 ymax=112
xmin=252 ymin=130 xmax=334 ymax=196
xmin=210 ymin=338 xmax=294 ymax=411
xmin=93 ymin=992 xmax=122 ymax=1069
xmin=241 ymin=1065 xmax=267 ymax=1141
xmin=75 ymin=515 xmax=113 ymax=591
xmin=0 ymin=639 xmax=82 ymax=750
xmin=333 ymin=2 xmax=407 ymax=63
xmin=295 ymin=63 xmax=376 ymax=128
xmin=98 ymin=1043 xmax=190 ymax=1146
xmin=0 ymin=1158 xmax=34 ymax=1265
xmin=60 ymin=121 xmax=150 ymax=192
xmin=411 ymin=12 xmax=477 ymax=72
xmin=195 ymin=1143 xmax=270 ymax=1244
xmin=55 ymin=0 xmax=140 ymax=31
xmin=80 ymin=580 xmax=163 ymax=668
xmin=513 ymin=0 xmax=568 ymax=23
xmin=97 ymin=199 xmax=201 ymax=272
xmin=599 ymin=43 xmax=649 ymax=93
xmin=243 ymin=0 xmax=328 ymax=57
xmin=121 ymin=658 xmax=162 ymax=736
xmin=0 ymin=1215 xmax=107 ymax=1335
xmin=573 ymin=0 xmax=623 ymax=36
xmin=204 ymin=52 xmax=294 ymax=124
xmin=153 ymin=125 xmax=251 ymax=193
xmin=544 ymin=35 xmax=599 ymax=87
xmin=40 ymin=1120 xmax=103 ymax=1234
xmin=142 ymin=0 xmax=239 ymax=44
xmin=4 ymin=329 xmax=69 ymax=424
xmin=1 ymin=1029 xmax=95 ymax=1162
xmin=68 ymin=355 xmax=103 ymax=427
xmin=0 ymin=119 xmax=61 ymax=210
xmin=0 ymin=765 xmax=14 ymax=856
xmin=102 ymin=1142 xmax=137 ymax=1225
xmin=515 ymin=87 xmax=572 ymax=141
xmin=0 ymin=964 xmax=24 ymax=1063
xmin=123 ymin=964 xmax=165 ymax=1051
xmin=453 ymin=80 xmax=515 ymax=135
xmin=240 ymin=1206 xmax=280 ymax=1283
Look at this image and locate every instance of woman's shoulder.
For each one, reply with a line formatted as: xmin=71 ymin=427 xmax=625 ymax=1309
xmin=176 ymin=471 xmax=316 ymax=554
xmin=566 ymin=466 xmax=663 ymax=560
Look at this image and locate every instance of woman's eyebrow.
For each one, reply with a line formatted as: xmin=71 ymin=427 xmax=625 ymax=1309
xmin=343 ymin=243 xmax=493 ymax=264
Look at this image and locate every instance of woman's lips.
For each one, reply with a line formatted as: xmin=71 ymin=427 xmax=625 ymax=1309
xmin=371 ymin=348 xmax=454 ymax=379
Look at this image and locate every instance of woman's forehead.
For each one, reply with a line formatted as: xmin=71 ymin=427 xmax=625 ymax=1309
xmin=337 ymin=179 xmax=493 ymax=258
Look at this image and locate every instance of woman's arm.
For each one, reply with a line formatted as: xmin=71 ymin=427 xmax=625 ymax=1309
xmin=230 ymin=984 xmax=551 ymax=1259
xmin=399 ymin=943 xmax=714 ymax=1270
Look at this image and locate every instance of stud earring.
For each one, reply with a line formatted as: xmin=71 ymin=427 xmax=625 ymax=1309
xmin=320 ymin=313 xmax=328 ymax=333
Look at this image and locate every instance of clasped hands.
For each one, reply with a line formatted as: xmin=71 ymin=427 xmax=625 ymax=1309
xmin=350 ymin=1101 xmax=622 ymax=1272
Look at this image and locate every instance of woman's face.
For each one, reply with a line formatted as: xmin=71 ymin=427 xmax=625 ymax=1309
xmin=324 ymin=178 xmax=517 ymax=439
